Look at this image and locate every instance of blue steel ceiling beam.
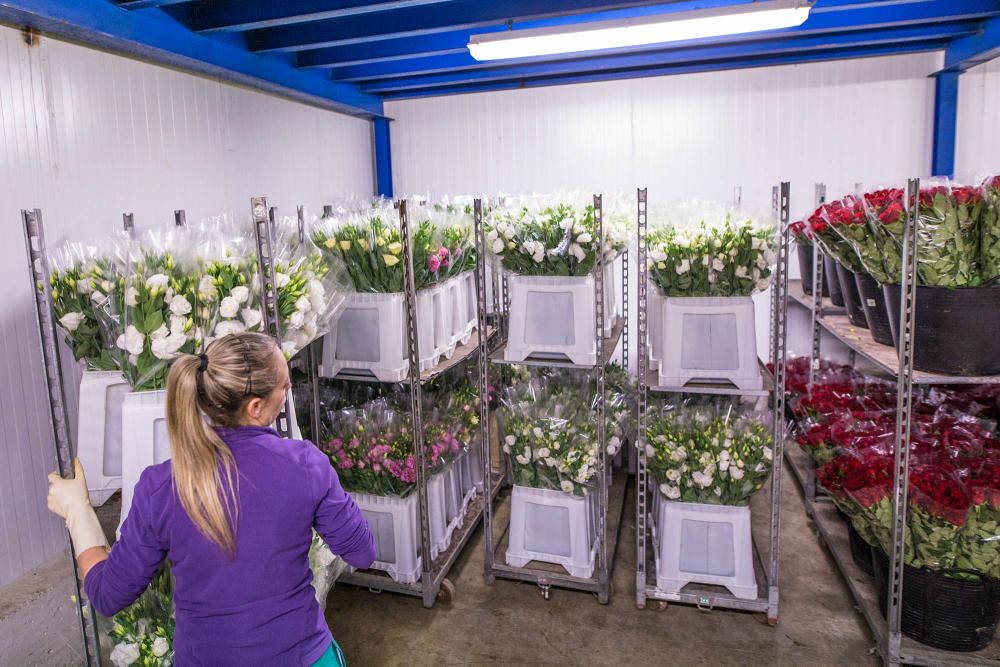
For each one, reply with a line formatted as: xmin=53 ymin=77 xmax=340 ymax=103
xmin=0 ymin=0 xmax=383 ymax=117
xmin=379 ymin=40 xmax=944 ymax=99
xmin=248 ymin=0 xmax=739 ymax=53
xmin=116 ymin=0 xmax=193 ymax=8
xmin=358 ymin=23 xmax=975 ymax=91
xmin=332 ymin=20 xmax=981 ymax=81
xmin=182 ymin=0 xmax=458 ymax=35
xmin=939 ymin=15 xmax=1000 ymax=71
xmin=295 ymin=0 xmax=1000 ymax=67
xmin=931 ymin=71 xmax=959 ymax=177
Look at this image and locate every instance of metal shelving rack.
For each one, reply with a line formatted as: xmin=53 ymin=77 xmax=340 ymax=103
xmin=783 ymin=178 xmax=1000 ymax=665
xmin=22 ymin=208 xmax=103 ymax=666
xmin=634 ymin=184 xmax=791 ymax=622
xmin=473 ymin=194 xmax=629 ymax=604
xmin=291 ymin=198 xmax=501 ymax=608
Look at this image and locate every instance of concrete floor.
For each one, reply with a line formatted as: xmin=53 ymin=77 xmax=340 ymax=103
xmin=1 ymin=469 xmax=878 ymax=666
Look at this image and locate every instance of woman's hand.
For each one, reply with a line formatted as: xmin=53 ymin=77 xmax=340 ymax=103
xmin=47 ymin=459 xmax=110 ymax=561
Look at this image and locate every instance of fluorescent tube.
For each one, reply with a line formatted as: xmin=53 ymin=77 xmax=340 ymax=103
xmin=468 ymin=1 xmax=812 ymax=61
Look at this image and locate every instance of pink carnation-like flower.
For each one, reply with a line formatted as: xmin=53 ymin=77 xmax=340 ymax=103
xmin=429 ymin=255 xmax=441 ymax=272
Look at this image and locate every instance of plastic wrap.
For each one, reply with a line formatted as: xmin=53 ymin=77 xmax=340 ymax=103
xmin=484 ymin=193 xmax=630 ymax=277
xmin=105 ymin=564 xmax=174 ymax=666
xmin=646 ymin=200 xmax=775 ymax=297
xmin=47 ymin=238 xmax=121 ymax=371
xmin=191 ymin=228 xmax=261 ymax=344
xmin=644 ymin=398 xmax=775 ymax=506
xmin=270 ymin=214 xmax=348 ymax=358
xmin=808 ymin=199 xmax=865 ymax=273
xmin=309 ymin=530 xmax=347 ymax=612
xmin=982 ymin=175 xmax=1000 ymax=284
xmin=323 ymin=403 xmax=418 ymax=497
xmin=430 ymin=197 xmax=477 ymax=280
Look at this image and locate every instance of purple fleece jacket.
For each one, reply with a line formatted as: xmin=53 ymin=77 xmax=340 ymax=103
xmin=84 ymin=426 xmax=376 ymax=666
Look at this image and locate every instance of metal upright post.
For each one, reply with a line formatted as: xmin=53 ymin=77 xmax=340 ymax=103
xmin=295 ymin=204 xmax=323 ymax=444
xmin=123 ymin=213 xmax=135 ymax=238
xmin=767 ymin=182 xmax=791 ymax=625
xmin=634 ymin=188 xmax=649 ymax=609
xmin=22 ymin=209 xmax=102 ymax=667
xmin=885 ymin=178 xmax=920 ymax=666
xmin=474 ymin=199 xmax=497 ymax=585
xmin=398 ymin=200 xmax=434 ymax=607
xmin=809 ymin=184 xmax=827 ymax=392
xmin=174 ymin=210 xmax=186 ymax=227
xmin=593 ymin=194 xmax=609 ymax=604
xmin=251 ymin=197 xmax=292 ymax=437
xmin=769 ymin=186 xmax=780 ymax=360
xmin=323 ymin=205 xmax=333 ymax=218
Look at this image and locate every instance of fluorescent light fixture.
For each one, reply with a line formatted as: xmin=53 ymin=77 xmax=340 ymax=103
xmin=467 ymin=0 xmax=812 ymax=61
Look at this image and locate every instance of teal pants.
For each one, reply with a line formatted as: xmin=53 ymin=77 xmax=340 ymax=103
xmin=310 ymin=639 xmax=346 ymax=667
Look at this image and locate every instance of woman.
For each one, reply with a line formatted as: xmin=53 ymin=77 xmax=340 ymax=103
xmin=47 ymin=332 xmax=376 ymax=666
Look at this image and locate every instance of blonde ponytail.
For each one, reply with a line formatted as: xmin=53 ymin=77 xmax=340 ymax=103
xmin=166 ymin=332 xmax=281 ymax=556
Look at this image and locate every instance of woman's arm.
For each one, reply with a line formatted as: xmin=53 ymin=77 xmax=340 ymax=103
xmin=78 ymin=546 xmax=109 ymax=579
xmin=311 ymin=449 xmax=376 ymax=568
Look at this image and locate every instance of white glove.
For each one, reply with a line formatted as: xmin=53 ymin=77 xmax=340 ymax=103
xmin=47 ymin=459 xmax=109 ymax=558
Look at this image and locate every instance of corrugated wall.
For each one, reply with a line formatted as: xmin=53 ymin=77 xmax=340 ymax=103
xmin=957 ymin=57 xmax=1000 ymax=183
xmin=0 ymin=24 xmax=374 ymax=586
xmin=387 ymin=52 xmax=946 ymax=214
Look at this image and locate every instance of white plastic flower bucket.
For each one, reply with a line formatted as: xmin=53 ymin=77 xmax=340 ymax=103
xmin=426 ymin=467 xmax=458 ymax=556
xmin=655 ymin=295 xmax=762 ymax=390
xmin=118 ymin=390 xmax=170 ymax=533
xmin=504 ymin=274 xmax=616 ymax=366
xmin=77 ymin=370 xmax=129 ymax=506
xmin=353 ymin=492 xmax=422 ymax=584
xmin=432 ymin=281 xmax=457 ymax=360
xmin=321 ymin=290 xmax=439 ymax=382
xmin=647 ymin=286 xmax=664 ymax=370
xmin=505 ymin=485 xmax=598 ymax=579
xmin=653 ymin=497 xmax=757 ymax=600
xmin=458 ymin=271 xmax=478 ymax=341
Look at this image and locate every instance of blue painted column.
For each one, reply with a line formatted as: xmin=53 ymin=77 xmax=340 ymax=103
xmin=373 ymin=117 xmax=393 ymax=198
xmin=931 ymin=71 xmax=959 ymax=178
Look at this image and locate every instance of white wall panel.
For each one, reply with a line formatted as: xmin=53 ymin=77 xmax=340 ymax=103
xmin=956 ymin=58 xmax=1000 ymax=183
xmin=0 ymin=25 xmax=373 ymax=586
xmin=388 ymin=53 xmax=942 ymax=217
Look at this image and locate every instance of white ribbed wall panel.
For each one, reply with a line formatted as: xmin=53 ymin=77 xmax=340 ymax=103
xmin=388 ymin=53 xmax=944 ymax=215
xmin=956 ymin=58 xmax=1000 ymax=183
xmin=0 ymin=25 xmax=374 ymax=586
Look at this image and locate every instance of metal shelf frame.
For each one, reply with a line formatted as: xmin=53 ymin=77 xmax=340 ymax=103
xmin=634 ymin=184 xmax=791 ymax=623
xmin=289 ymin=197 xmax=495 ymax=608
xmin=786 ymin=178 xmax=1000 ymax=666
xmin=474 ymin=194 xmax=630 ymax=604
xmin=22 ymin=208 xmax=103 ymax=667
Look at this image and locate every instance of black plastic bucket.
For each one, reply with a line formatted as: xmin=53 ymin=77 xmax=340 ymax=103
xmin=854 ymin=273 xmax=895 ymax=347
xmin=884 ymin=283 xmax=1000 ymax=376
xmin=824 ymin=256 xmax=845 ymax=307
xmin=872 ymin=548 xmax=1000 ymax=652
xmin=846 ymin=522 xmax=874 ymax=576
xmin=796 ymin=245 xmax=830 ymax=297
xmin=835 ymin=264 xmax=868 ymax=329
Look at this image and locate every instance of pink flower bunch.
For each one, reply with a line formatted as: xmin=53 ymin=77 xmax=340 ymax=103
xmin=428 ymin=246 xmax=450 ymax=273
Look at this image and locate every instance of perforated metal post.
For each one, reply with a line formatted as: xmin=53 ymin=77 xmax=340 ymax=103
xmin=398 ymin=200 xmax=435 ymax=607
xmin=174 ymin=210 xmax=186 ymax=227
xmin=251 ymin=197 xmax=292 ymax=437
xmin=809 ymin=184 xmax=827 ymax=391
xmin=769 ymin=186 xmax=780 ymax=359
xmin=123 ymin=212 xmax=135 ymax=237
xmin=592 ymin=194 xmax=610 ymax=604
xmin=473 ymin=199 xmax=496 ymax=581
xmin=634 ymin=188 xmax=649 ymax=609
xmin=23 ymin=209 xmax=102 ymax=666
xmin=885 ymin=178 xmax=920 ymax=666
xmin=767 ymin=182 xmax=791 ymax=624
xmin=323 ymin=205 xmax=333 ymax=217
xmin=621 ymin=229 xmax=629 ymax=370
xmin=295 ymin=205 xmax=322 ymax=444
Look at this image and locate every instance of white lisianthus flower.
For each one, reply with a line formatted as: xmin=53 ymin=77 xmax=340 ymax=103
xmin=515 ymin=454 xmax=530 ymax=465
xmin=560 ymin=480 xmax=575 ymax=494
xmin=309 ymin=279 xmax=326 ymax=313
xmin=230 ymin=285 xmax=250 ymax=304
xmin=486 ymin=229 xmax=498 ymax=242
xmin=149 ymin=324 xmax=169 ymax=340
xmin=117 ymin=325 xmax=144 ymax=356
xmin=763 ymin=446 xmax=773 ymax=461
xmin=692 ymin=471 xmax=713 ymax=488
xmin=59 ymin=312 xmax=85 ymax=332
xmin=505 ymin=435 xmax=516 ymax=446
xmin=660 ymin=483 xmax=681 ymax=500
xmin=295 ymin=296 xmax=311 ymax=314
xmin=576 ymin=232 xmax=593 ymax=244
xmin=198 ymin=275 xmax=217 ymax=301
xmin=241 ymin=308 xmax=262 ymax=330
xmin=90 ymin=291 xmax=108 ymax=307
xmin=666 ymin=468 xmax=681 ymax=481
xmin=491 ymin=238 xmax=505 ymax=254
xmin=730 ymin=467 xmax=745 ymax=480
xmin=169 ymin=294 xmax=192 ymax=317
xmin=712 ymin=258 xmax=725 ymax=272
xmin=523 ymin=446 xmax=532 ymax=460
xmin=535 ymin=447 xmax=551 ymax=459
xmin=145 ymin=274 xmax=169 ymax=291
xmin=275 ymin=272 xmax=290 ymax=289
xmin=151 ymin=332 xmax=186 ymax=361
xmin=532 ymin=427 xmax=543 ymax=439
xmin=559 ymin=217 xmax=575 ymax=231
xmin=109 ymin=642 xmax=140 ymax=667
xmin=76 ymin=279 xmax=93 ymax=295
xmin=219 ymin=296 xmax=240 ymax=319
xmin=281 ymin=340 xmax=297 ymax=358
xmin=676 ymin=259 xmax=690 ymax=275
xmin=289 ymin=310 xmax=305 ymax=329
xmin=151 ymin=637 xmax=169 ymax=658
xmin=714 ymin=486 xmax=723 ymax=497
xmin=756 ymin=254 xmax=768 ymax=270
xmin=735 ymin=266 xmax=749 ymax=279
xmin=215 ymin=319 xmax=246 ymax=337
xmin=169 ymin=315 xmax=186 ymax=335
xmin=756 ymin=277 xmax=771 ymax=292
xmin=125 ymin=286 xmax=138 ymax=307
xmin=607 ymin=435 xmax=621 ymax=455
xmin=671 ymin=448 xmax=687 ymax=461
xmin=502 ymin=443 xmax=511 ymax=454
xmin=645 ymin=444 xmax=655 ymax=458
xmin=569 ymin=243 xmax=586 ymax=262
xmin=650 ymin=250 xmax=667 ymax=263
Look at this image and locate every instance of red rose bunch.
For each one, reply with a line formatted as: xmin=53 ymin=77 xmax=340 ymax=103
xmin=809 ymin=198 xmax=865 ymax=272
xmin=983 ymin=174 xmax=1000 ymax=282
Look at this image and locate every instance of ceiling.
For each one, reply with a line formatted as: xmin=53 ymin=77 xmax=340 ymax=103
xmin=2 ymin=0 xmax=1000 ymax=116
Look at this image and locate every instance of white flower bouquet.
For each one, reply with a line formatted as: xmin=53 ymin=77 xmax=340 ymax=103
xmin=485 ymin=194 xmax=631 ymax=277
xmin=192 ymin=230 xmax=262 ymax=341
xmin=47 ymin=240 xmax=121 ymax=371
xmin=106 ymin=564 xmax=174 ymax=667
xmin=647 ymin=202 xmax=775 ymax=297
xmin=645 ymin=400 xmax=773 ymax=506
xmin=270 ymin=214 xmax=347 ymax=358
xmin=500 ymin=374 xmax=628 ymax=496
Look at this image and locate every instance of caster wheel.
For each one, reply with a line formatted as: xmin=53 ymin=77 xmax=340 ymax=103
xmin=636 ymin=601 xmax=647 ymax=611
xmin=657 ymin=601 xmax=669 ymax=611
xmin=767 ymin=616 xmax=779 ymax=627
xmin=436 ymin=579 xmax=455 ymax=604
xmin=484 ymin=574 xmax=496 ymax=586
xmin=539 ymin=584 xmax=551 ymax=601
